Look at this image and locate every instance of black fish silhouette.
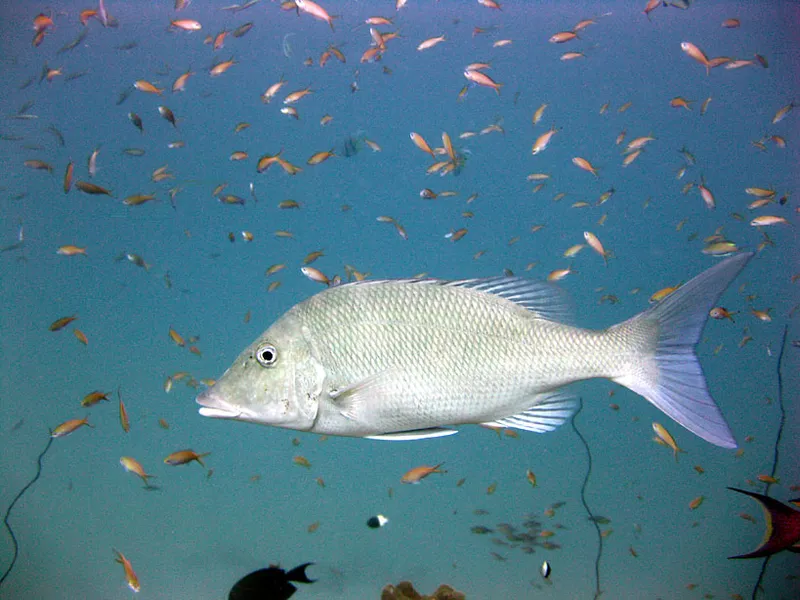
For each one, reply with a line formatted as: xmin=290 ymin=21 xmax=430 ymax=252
xmin=229 ymin=562 xmax=315 ymax=600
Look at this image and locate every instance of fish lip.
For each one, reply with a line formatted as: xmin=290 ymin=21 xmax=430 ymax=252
xmin=196 ymin=390 xmax=244 ymax=419
xmin=198 ymin=406 xmax=242 ymax=419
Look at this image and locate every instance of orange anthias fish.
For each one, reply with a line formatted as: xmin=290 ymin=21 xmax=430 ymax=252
xmin=134 ymin=80 xmax=164 ymax=95
xmin=463 ymin=69 xmax=502 ymax=94
xmin=583 ymin=231 xmax=608 ymax=264
xmin=33 ymin=13 xmax=54 ymax=34
xmin=680 ymin=42 xmax=711 ymax=75
xmin=728 ymin=488 xmax=800 ymax=559
xmin=51 ymin=416 xmax=93 ymax=438
xmin=401 ymin=463 xmax=446 ymax=484
xmin=210 ymin=59 xmax=236 ymax=76
xmin=417 ymin=35 xmax=446 ymax=51
xmin=170 ymin=19 xmax=202 ymax=31
xmin=295 ymin=0 xmax=336 ymax=31
xmin=169 ymin=327 xmax=185 ymax=347
xmin=114 ymin=550 xmax=140 ymax=593
xmin=49 ymin=315 xmax=77 ymax=331
xmin=409 ymin=132 xmax=435 ymax=157
xmin=81 ymin=390 xmax=110 ymax=407
xmin=549 ymin=31 xmax=578 ymax=44
xmin=709 ymin=307 xmax=737 ymax=322
xmin=572 ymin=157 xmax=599 ymax=176
xmin=172 ymin=69 xmax=194 ymax=92
xmin=120 ymin=456 xmax=156 ymax=487
xmin=164 ymin=449 xmax=211 ymax=466
xmin=63 ymin=161 xmax=73 ymax=193
xmin=119 ymin=396 xmax=130 ymax=433
xmin=532 ymin=127 xmax=558 ymax=155
xmin=670 ymin=97 xmax=694 ymax=110
xmin=697 ymin=183 xmax=716 ymax=210
xmin=57 ymin=245 xmax=87 ymax=256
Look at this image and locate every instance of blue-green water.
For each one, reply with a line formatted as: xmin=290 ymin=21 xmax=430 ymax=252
xmin=1 ymin=1 xmax=798 ymax=598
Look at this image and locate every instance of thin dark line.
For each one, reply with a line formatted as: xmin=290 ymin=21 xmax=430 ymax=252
xmin=0 ymin=432 xmax=54 ymax=588
xmin=750 ymin=325 xmax=788 ymax=600
xmin=571 ymin=397 xmax=602 ymax=599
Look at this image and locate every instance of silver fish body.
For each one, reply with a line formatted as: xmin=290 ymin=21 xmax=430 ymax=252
xmin=197 ymin=253 xmax=752 ymax=447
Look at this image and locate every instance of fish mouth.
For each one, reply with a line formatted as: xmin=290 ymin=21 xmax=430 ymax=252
xmin=196 ymin=389 xmax=244 ymax=420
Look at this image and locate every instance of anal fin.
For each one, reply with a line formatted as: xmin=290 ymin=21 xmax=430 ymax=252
xmin=481 ymin=392 xmax=577 ymax=433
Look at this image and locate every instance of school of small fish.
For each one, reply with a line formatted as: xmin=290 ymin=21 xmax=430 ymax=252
xmin=2 ymin=0 xmax=798 ymax=598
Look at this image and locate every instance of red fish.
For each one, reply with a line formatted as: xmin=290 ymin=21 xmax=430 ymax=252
xmin=728 ymin=487 xmax=800 ymax=559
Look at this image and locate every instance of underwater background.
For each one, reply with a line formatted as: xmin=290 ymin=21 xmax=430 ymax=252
xmin=0 ymin=0 xmax=798 ymax=598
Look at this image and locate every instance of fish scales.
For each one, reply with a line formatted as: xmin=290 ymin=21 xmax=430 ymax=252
xmin=297 ymin=281 xmax=599 ymax=432
xmin=198 ymin=255 xmax=752 ymax=447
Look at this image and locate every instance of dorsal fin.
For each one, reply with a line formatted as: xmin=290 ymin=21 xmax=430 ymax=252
xmin=445 ymin=277 xmax=572 ymax=323
xmin=338 ymin=276 xmax=572 ymax=323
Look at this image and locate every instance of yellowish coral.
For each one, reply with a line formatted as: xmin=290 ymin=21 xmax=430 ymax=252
xmin=381 ymin=581 xmax=466 ymax=600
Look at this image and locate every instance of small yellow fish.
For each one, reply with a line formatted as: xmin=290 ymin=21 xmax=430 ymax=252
xmin=649 ymin=284 xmax=680 ymax=304
xmin=563 ymin=244 xmax=585 ymax=258
xmin=652 ymin=422 xmax=685 ymax=461
xmin=532 ymin=103 xmax=548 ymax=125
xmin=756 ymin=474 xmax=779 ymax=484
xmin=169 ymin=327 xmax=185 ymax=347
xmin=120 ymin=456 xmax=156 ymax=487
xmin=51 ymin=416 xmax=93 ymax=438
xmin=81 ymin=390 xmax=110 ymax=407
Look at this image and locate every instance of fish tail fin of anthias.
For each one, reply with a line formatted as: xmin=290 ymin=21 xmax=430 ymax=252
xmin=609 ymin=252 xmax=753 ymax=449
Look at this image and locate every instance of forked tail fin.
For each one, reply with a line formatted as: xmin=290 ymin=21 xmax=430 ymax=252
xmin=611 ymin=253 xmax=753 ymax=448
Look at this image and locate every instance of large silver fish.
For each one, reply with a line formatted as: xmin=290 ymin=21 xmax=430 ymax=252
xmin=197 ymin=253 xmax=752 ymax=447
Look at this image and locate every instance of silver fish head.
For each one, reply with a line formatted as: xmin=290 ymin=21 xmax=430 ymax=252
xmin=196 ymin=313 xmax=323 ymax=431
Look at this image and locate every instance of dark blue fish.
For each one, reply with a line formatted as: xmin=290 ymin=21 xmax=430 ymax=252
xmin=229 ymin=562 xmax=314 ymax=600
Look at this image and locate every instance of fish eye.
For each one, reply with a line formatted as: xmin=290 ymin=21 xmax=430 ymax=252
xmin=255 ymin=344 xmax=278 ymax=367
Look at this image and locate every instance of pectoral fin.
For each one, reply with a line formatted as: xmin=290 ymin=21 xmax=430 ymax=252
xmin=328 ymin=370 xmax=395 ymax=421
